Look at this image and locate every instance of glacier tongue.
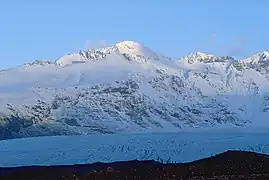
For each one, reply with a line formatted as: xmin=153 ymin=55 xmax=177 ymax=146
xmin=0 ymin=130 xmax=268 ymax=167
xmin=0 ymin=41 xmax=269 ymax=140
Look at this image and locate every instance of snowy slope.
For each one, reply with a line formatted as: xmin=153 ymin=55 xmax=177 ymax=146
xmin=0 ymin=129 xmax=268 ymax=167
xmin=0 ymin=41 xmax=269 ymax=140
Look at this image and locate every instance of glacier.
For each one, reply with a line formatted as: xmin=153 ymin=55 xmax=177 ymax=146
xmin=0 ymin=128 xmax=268 ymax=167
xmin=0 ymin=40 xmax=269 ymax=139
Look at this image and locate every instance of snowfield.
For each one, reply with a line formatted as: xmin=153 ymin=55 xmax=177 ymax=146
xmin=0 ymin=128 xmax=268 ymax=167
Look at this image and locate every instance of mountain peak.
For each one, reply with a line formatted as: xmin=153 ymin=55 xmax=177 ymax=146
xmin=54 ymin=40 xmax=160 ymax=67
xmin=179 ymin=52 xmax=214 ymax=64
xmin=115 ymin=40 xmax=157 ymax=57
xmin=244 ymin=51 xmax=269 ymax=64
xmin=178 ymin=52 xmax=236 ymax=64
xmin=235 ymin=51 xmax=269 ymax=71
xmin=115 ymin=40 xmax=141 ymax=48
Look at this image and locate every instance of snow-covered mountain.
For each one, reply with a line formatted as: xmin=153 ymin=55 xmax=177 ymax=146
xmin=0 ymin=40 xmax=269 ymax=140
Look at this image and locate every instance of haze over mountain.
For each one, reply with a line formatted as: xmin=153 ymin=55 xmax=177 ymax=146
xmin=0 ymin=40 xmax=269 ymax=140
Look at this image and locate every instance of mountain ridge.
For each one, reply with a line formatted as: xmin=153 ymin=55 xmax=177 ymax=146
xmin=7 ymin=40 xmax=269 ymax=70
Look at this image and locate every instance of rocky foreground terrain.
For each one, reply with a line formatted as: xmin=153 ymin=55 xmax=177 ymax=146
xmin=0 ymin=150 xmax=268 ymax=180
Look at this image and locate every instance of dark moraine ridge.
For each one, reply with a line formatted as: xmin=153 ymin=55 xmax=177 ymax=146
xmin=0 ymin=150 xmax=268 ymax=180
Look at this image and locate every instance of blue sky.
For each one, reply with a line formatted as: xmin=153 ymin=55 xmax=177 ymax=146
xmin=0 ymin=0 xmax=268 ymax=69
